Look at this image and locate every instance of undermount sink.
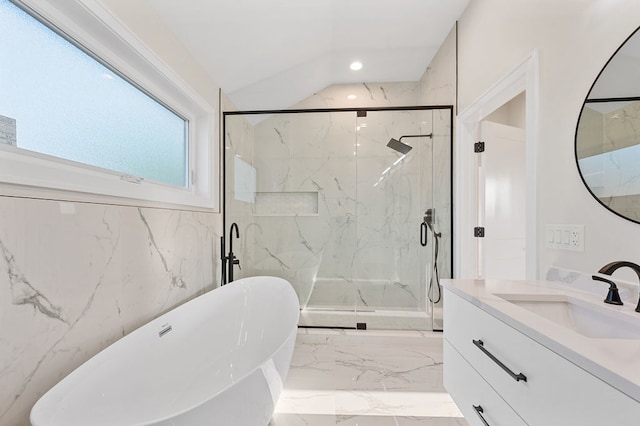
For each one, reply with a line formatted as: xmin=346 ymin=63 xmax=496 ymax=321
xmin=493 ymin=293 xmax=640 ymax=339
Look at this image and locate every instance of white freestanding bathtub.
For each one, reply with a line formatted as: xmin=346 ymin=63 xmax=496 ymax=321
xmin=30 ymin=276 xmax=300 ymax=426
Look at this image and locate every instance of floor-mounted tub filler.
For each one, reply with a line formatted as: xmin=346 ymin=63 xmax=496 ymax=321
xmin=30 ymin=276 xmax=300 ymax=426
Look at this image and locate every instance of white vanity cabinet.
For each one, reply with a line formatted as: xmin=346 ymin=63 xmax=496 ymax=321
xmin=443 ymin=287 xmax=640 ymax=426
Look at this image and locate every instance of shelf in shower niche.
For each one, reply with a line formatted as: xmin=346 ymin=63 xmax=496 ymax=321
xmin=253 ymin=191 xmax=319 ymax=216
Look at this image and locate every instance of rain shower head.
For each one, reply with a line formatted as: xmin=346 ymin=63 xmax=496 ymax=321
xmin=387 ymin=138 xmax=413 ymax=154
xmin=386 ymin=134 xmax=433 ymax=154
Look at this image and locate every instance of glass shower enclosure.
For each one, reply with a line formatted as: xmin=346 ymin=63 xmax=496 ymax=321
xmin=223 ymin=106 xmax=452 ymax=331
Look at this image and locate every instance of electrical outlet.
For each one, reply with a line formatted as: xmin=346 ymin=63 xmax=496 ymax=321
xmin=567 ymin=225 xmax=584 ymax=252
xmin=570 ymin=230 xmax=579 ymax=245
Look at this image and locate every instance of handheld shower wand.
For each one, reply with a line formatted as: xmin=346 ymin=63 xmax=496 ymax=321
xmin=423 ymin=209 xmax=442 ymax=304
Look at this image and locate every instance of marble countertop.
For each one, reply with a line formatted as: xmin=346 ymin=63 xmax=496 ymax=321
xmin=442 ymin=278 xmax=640 ymax=403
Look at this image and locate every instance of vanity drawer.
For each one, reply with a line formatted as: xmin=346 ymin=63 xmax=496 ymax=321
xmin=444 ymin=340 xmax=527 ymax=426
xmin=444 ymin=289 xmax=640 ymax=426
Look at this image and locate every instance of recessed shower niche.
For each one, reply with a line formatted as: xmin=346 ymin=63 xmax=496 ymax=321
xmin=224 ymin=107 xmax=452 ymax=330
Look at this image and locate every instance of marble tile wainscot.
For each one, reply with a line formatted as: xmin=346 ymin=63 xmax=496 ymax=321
xmin=0 ymin=196 xmax=218 ymax=426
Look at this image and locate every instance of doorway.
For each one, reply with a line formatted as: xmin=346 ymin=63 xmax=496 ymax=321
xmin=455 ymin=50 xmax=539 ymax=280
xmin=478 ymin=119 xmax=526 ymax=279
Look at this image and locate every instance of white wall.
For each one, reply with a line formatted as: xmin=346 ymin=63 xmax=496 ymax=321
xmin=454 ymin=0 xmax=640 ymax=280
xmin=485 ymin=92 xmax=526 ymax=129
xmin=419 ymin=25 xmax=457 ymax=107
xmin=0 ymin=2 xmax=223 ymax=424
xmin=101 ymin=0 xmax=220 ymax=104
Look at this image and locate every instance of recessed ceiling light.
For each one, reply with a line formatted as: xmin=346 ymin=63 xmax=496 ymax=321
xmin=350 ymin=61 xmax=363 ymax=71
xmin=347 ymin=94 xmax=357 ymax=100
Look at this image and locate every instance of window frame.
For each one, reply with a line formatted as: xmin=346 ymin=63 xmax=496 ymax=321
xmin=0 ymin=0 xmax=218 ymax=211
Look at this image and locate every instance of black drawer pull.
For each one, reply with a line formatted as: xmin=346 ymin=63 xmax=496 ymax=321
xmin=473 ymin=405 xmax=490 ymax=426
xmin=473 ymin=339 xmax=527 ymax=382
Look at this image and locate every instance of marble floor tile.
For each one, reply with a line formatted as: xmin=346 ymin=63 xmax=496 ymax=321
xmin=270 ymin=414 xmax=467 ymax=426
xmin=270 ymin=329 xmax=467 ymax=425
xmin=335 ymin=416 xmax=468 ymax=426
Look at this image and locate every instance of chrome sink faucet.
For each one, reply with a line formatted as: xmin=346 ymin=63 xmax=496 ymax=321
xmin=594 ymin=261 xmax=640 ymax=312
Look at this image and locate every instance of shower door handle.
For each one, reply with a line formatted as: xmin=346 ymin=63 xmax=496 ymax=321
xmin=420 ymin=222 xmax=428 ymax=246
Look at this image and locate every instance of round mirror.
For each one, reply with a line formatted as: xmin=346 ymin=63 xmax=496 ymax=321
xmin=576 ymin=27 xmax=640 ymax=223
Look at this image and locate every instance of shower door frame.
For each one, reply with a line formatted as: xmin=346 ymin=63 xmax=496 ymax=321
xmin=222 ymin=105 xmax=454 ymax=329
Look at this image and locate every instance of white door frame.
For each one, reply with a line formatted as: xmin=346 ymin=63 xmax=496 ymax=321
xmin=454 ymin=49 xmax=540 ymax=279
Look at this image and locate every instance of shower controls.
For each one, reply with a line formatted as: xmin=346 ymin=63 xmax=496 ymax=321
xmin=425 ymin=210 xmax=431 ymax=224
xmin=423 ymin=208 xmax=442 ymax=304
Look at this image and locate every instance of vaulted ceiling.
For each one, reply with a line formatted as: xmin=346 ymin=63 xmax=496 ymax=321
xmin=146 ymin=0 xmax=470 ymax=110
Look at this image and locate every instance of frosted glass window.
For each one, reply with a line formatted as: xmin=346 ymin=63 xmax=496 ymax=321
xmin=0 ymin=0 xmax=187 ymax=187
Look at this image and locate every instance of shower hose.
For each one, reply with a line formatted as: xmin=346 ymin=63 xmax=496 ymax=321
xmin=428 ymin=226 xmax=442 ymax=304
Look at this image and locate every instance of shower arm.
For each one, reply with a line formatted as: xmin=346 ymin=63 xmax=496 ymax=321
xmin=399 ymin=134 xmax=433 ymax=142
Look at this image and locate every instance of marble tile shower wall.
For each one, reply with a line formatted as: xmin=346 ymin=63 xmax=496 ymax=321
xmin=0 ymin=196 xmax=218 ymax=425
xmin=251 ymin=110 xmax=360 ymax=307
xmin=227 ymin=82 xmax=452 ymax=312
xmin=224 ymin=110 xmax=256 ymax=283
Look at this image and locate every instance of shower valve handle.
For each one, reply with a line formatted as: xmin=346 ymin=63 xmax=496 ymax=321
xmin=420 ymin=222 xmax=428 ymax=247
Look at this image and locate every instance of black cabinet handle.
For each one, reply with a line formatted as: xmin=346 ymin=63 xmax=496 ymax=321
xmin=472 ymin=339 xmax=527 ymax=382
xmin=473 ymin=405 xmax=490 ymax=426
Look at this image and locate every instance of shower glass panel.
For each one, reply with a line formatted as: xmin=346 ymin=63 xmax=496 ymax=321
xmin=353 ymin=110 xmax=434 ymax=325
xmin=224 ymin=107 xmax=452 ymax=330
